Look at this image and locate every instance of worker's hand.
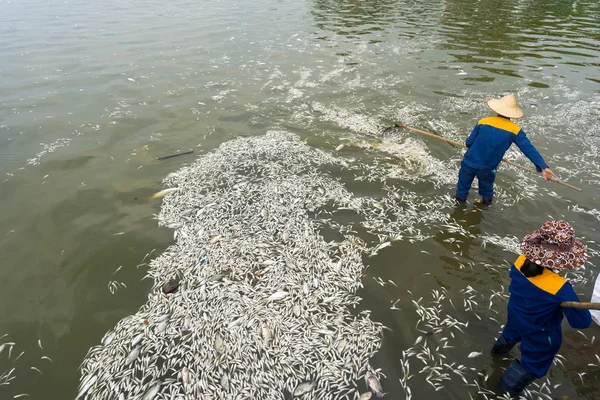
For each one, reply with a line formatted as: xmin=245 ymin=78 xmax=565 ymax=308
xmin=542 ymin=168 xmax=556 ymax=181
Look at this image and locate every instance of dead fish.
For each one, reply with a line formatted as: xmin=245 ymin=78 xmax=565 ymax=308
xmin=293 ymin=382 xmax=315 ymax=396
xmin=359 ymin=393 xmax=373 ymax=400
xmin=181 ymin=367 xmax=191 ymax=386
xmin=336 ymin=338 xmax=347 ymax=353
xmin=215 ymin=334 xmax=225 ymax=354
xmin=263 ymin=290 xmax=288 ymax=303
xmin=101 ymin=332 xmax=115 ymax=347
xmin=365 ymin=373 xmax=384 ymax=398
xmin=125 ymin=346 xmax=141 ymax=365
xmin=142 ymin=381 xmax=161 ymax=400
xmin=76 ymin=375 xmax=97 ymax=399
xmin=468 ymin=351 xmax=483 ymax=359
xmin=162 ymin=279 xmax=180 ymax=294
xmin=150 ymin=188 xmax=179 ymax=199
xmin=183 ymin=315 xmax=192 ymax=331
xmin=209 ymin=234 xmax=222 ymax=244
xmin=261 ymin=322 xmax=273 ymax=342
xmin=156 ymin=320 xmax=168 ymax=334
xmin=220 ymin=373 xmax=229 ymax=391
xmin=335 ymin=144 xmax=344 ymax=151
xmin=131 ymin=333 xmax=144 ymax=347
xmin=292 ymin=305 xmax=301 ymax=317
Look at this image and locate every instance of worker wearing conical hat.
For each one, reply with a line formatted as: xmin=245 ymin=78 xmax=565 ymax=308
xmin=492 ymin=221 xmax=591 ymax=395
xmin=456 ymin=94 xmax=555 ymax=205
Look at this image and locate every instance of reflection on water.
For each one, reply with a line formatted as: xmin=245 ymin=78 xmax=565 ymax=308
xmin=0 ymin=0 xmax=599 ymax=399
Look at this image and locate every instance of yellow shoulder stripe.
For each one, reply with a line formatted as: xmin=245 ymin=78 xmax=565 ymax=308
xmin=514 ymin=254 xmax=566 ymax=295
xmin=478 ymin=116 xmax=521 ymax=135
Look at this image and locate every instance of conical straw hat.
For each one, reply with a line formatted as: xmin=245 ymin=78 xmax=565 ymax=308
xmin=487 ymin=94 xmax=524 ymax=119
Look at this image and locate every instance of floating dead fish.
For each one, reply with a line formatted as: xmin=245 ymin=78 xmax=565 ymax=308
xmin=467 ymin=351 xmax=483 ymax=359
xmin=214 ymin=334 xmax=225 ymax=354
xmin=335 ymin=144 xmax=345 ymax=151
xmin=142 ymin=381 xmax=161 ymax=400
xmin=76 ymin=375 xmax=97 ymax=399
xmin=220 ymin=373 xmax=230 ymax=391
xmin=162 ymin=279 xmax=180 ymax=294
xmin=125 ymin=346 xmax=141 ymax=365
xmin=365 ymin=372 xmax=384 ymax=398
xmin=359 ymin=392 xmax=373 ymax=400
xmin=293 ymin=382 xmax=315 ymax=396
xmin=263 ymin=290 xmax=288 ymax=303
xmin=150 ymin=188 xmax=179 ymax=199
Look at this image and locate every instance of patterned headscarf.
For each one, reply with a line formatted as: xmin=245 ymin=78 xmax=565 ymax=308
xmin=521 ymin=220 xmax=588 ymax=270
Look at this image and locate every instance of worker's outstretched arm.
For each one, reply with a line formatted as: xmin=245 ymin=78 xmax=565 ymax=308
xmin=559 ymin=282 xmax=592 ymax=329
xmin=514 ymin=130 xmax=548 ymax=172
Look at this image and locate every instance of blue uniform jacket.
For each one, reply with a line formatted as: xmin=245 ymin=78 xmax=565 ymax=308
xmin=463 ymin=116 xmax=548 ymax=172
xmin=508 ymin=255 xmax=592 ymax=335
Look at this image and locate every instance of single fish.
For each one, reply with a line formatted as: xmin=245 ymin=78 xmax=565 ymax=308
xmin=359 ymin=392 xmax=373 ymax=400
xmin=156 ymin=320 xmax=168 ymax=334
xmin=468 ymin=351 xmax=483 ymax=359
xmin=142 ymin=381 xmax=161 ymax=400
xmin=101 ymin=332 xmax=115 ymax=347
xmin=215 ymin=334 xmax=225 ymax=354
xmin=365 ymin=373 xmax=384 ymax=398
xmin=181 ymin=367 xmax=191 ymax=386
xmin=76 ymin=375 xmax=97 ymax=399
xmin=131 ymin=333 xmax=144 ymax=347
xmin=293 ymin=382 xmax=315 ymax=396
xmin=292 ymin=305 xmax=301 ymax=317
xmin=220 ymin=373 xmax=229 ymax=391
xmin=335 ymin=144 xmax=344 ymax=151
xmin=125 ymin=346 xmax=141 ymax=365
xmin=261 ymin=322 xmax=273 ymax=342
xmin=263 ymin=290 xmax=288 ymax=303
xmin=183 ymin=315 xmax=192 ymax=331
xmin=209 ymin=234 xmax=222 ymax=244
xmin=150 ymin=188 xmax=179 ymax=199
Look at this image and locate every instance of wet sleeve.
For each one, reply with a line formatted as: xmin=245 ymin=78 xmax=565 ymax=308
xmin=514 ymin=130 xmax=548 ymax=172
xmin=465 ymin=124 xmax=479 ymax=148
xmin=558 ymin=282 xmax=592 ymax=329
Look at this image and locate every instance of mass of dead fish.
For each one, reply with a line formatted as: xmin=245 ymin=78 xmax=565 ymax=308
xmin=77 ymin=132 xmax=385 ymax=400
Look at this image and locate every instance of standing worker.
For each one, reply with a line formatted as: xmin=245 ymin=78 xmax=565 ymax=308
xmin=456 ymin=94 xmax=555 ymax=205
xmin=491 ymin=220 xmax=591 ymax=395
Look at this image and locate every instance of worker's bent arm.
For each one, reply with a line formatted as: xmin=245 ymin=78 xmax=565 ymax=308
xmin=465 ymin=124 xmax=479 ymax=148
xmin=559 ymin=282 xmax=592 ymax=329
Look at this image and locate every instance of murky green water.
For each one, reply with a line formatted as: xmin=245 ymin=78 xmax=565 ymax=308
xmin=1 ymin=0 xmax=599 ymax=398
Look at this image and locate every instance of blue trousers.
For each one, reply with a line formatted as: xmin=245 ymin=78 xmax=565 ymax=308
xmin=500 ymin=317 xmax=562 ymax=378
xmin=456 ymin=161 xmax=496 ymax=201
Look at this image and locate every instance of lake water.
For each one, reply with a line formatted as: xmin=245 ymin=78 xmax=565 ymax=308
xmin=1 ymin=0 xmax=599 ymax=399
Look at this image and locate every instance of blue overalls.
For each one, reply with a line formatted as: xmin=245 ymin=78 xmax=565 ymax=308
xmin=456 ymin=116 xmax=548 ymax=203
xmin=492 ymin=255 xmax=592 ymax=394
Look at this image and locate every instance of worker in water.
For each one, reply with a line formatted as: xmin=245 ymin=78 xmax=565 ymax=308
xmin=492 ymin=220 xmax=591 ymax=396
xmin=456 ymin=94 xmax=555 ymax=205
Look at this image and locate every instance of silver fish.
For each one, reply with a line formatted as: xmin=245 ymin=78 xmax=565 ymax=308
xmin=220 ymin=373 xmax=229 ymax=391
xmin=261 ymin=322 xmax=273 ymax=342
xmin=293 ymin=382 xmax=315 ymax=396
xmin=76 ymin=375 xmax=97 ymax=399
xmin=125 ymin=346 xmax=141 ymax=365
xmin=365 ymin=373 xmax=384 ymax=398
xmin=150 ymin=188 xmax=179 ymax=199
xmin=359 ymin=392 xmax=373 ymax=400
xmin=215 ymin=334 xmax=225 ymax=354
xmin=142 ymin=381 xmax=161 ymax=400
xmin=263 ymin=290 xmax=288 ymax=303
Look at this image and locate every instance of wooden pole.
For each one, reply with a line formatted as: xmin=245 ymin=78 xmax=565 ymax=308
xmin=392 ymin=123 xmax=582 ymax=192
xmin=560 ymin=301 xmax=600 ymax=310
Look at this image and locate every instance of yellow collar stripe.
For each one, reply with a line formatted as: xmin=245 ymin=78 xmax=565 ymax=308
xmin=478 ymin=116 xmax=521 ymax=135
xmin=514 ymin=254 xmax=566 ymax=295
